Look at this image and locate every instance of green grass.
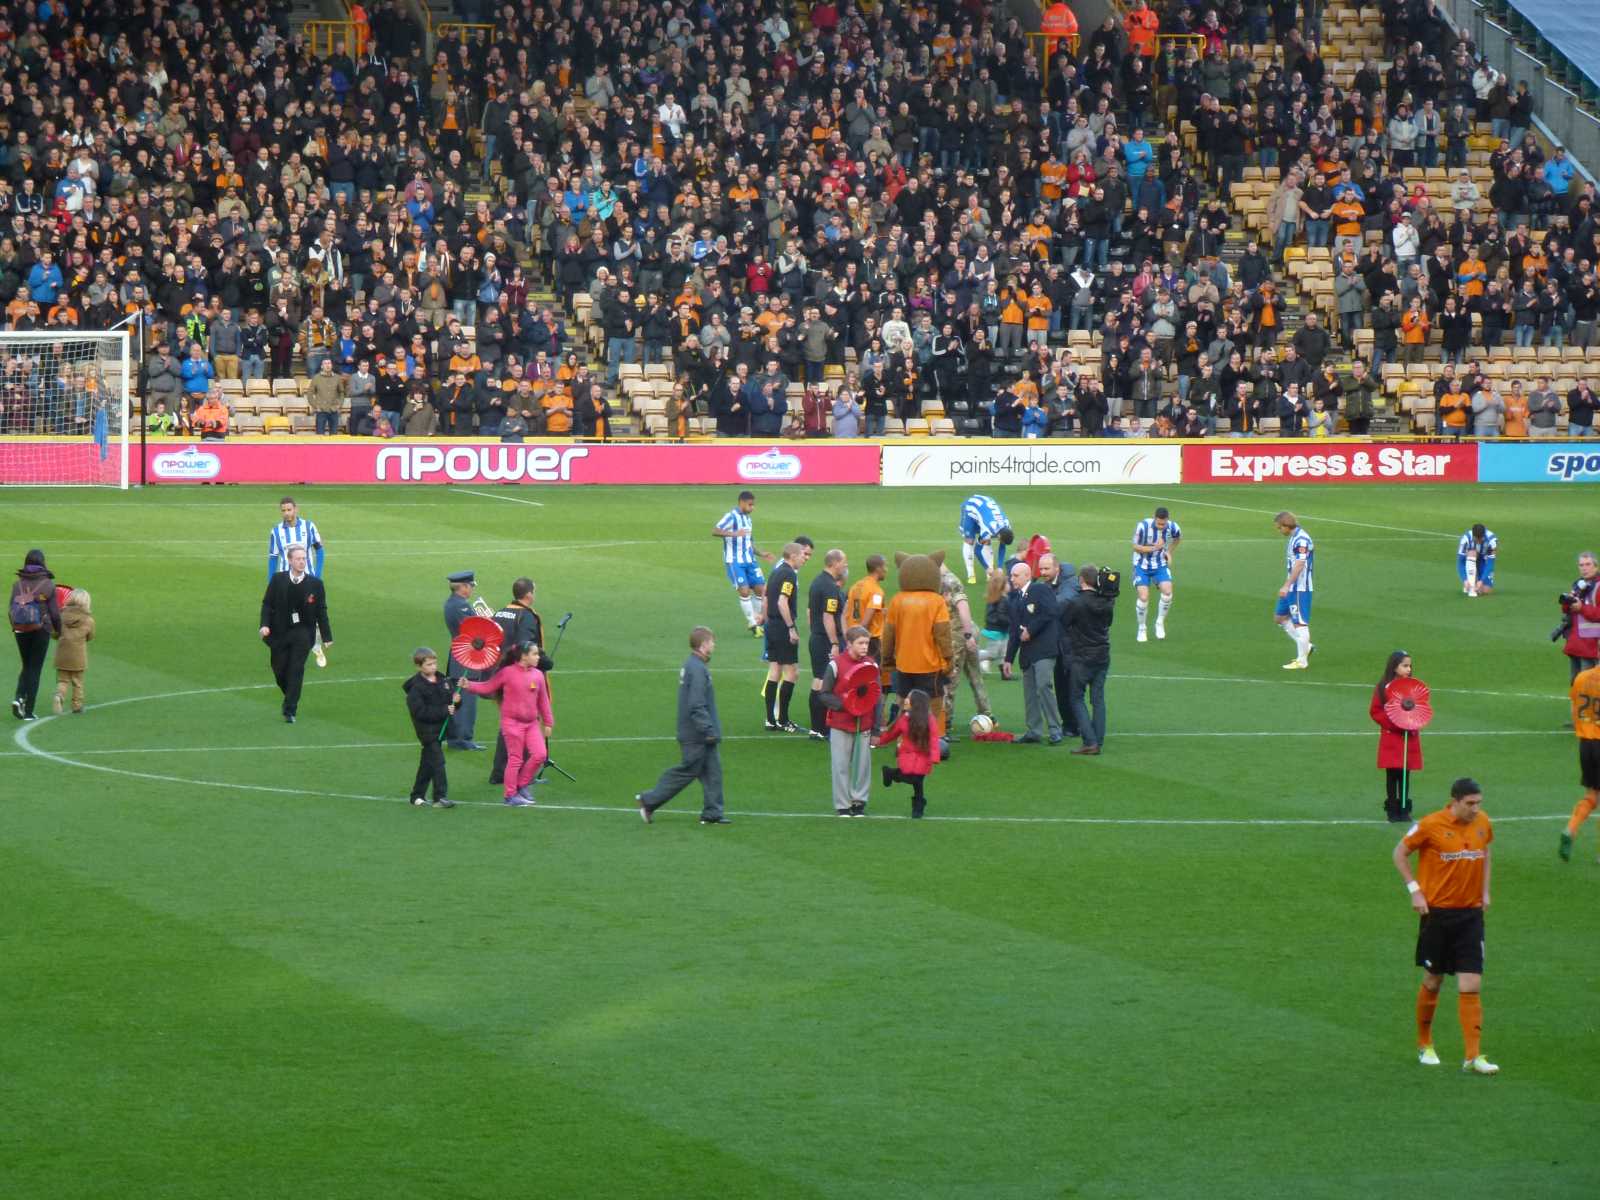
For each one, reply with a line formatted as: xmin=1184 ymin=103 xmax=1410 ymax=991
xmin=2 ymin=482 xmax=1597 ymax=1199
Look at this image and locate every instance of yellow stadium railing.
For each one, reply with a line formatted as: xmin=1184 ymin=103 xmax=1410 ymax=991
xmin=436 ymin=21 xmax=497 ymax=43
xmin=303 ymin=20 xmax=357 ymax=57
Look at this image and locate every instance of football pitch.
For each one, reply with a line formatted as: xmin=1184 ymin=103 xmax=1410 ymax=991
xmin=3 ymin=481 xmax=1596 ymax=1199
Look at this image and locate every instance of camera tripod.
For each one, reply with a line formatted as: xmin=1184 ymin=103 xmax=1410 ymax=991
xmin=535 ymin=612 xmax=576 ymax=784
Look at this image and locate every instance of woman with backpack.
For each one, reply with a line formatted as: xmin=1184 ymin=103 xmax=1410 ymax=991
xmin=10 ymin=549 xmax=61 ymax=721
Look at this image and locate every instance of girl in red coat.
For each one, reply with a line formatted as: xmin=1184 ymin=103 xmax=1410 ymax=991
xmin=1370 ymin=650 xmax=1423 ymax=824
xmin=875 ymin=688 xmax=937 ymax=818
xmin=466 ymin=642 xmax=553 ymax=807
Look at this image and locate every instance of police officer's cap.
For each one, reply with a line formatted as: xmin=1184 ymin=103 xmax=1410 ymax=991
xmin=447 ymin=570 xmax=476 ymax=585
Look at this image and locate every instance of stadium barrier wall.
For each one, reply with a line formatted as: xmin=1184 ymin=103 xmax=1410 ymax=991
xmin=1477 ymin=442 xmax=1600 ymax=483
xmin=135 ymin=439 xmax=883 ymax=486
xmin=880 ymin=443 xmax=1182 ymax=487
xmin=1180 ymin=442 xmax=1479 ymax=483
xmin=13 ymin=437 xmax=1598 ymax=487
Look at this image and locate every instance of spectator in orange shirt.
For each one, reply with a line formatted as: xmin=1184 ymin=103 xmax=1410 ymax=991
xmin=1124 ymin=0 xmax=1159 ymax=57
xmin=191 ymin=387 xmax=230 ymax=441
xmin=542 ymin=384 xmax=574 ymax=434
xmin=1438 ymin=383 xmax=1470 ymax=439
xmin=1400 ymin=299 xmax=1431 ymax=365
xmin=1024 ymin=281 xmax=1053 ymax=348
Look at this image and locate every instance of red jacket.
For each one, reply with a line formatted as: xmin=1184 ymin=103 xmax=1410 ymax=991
xmin=876 ymin=711 xmax=938 ymax=776
xmin=1562 ymin=588 xmax=1600 ymax=661
xmin=1370 ymin=681 xmax=1423 ymax=770
xmin=825 ymin=650 xmax=878 ymax=735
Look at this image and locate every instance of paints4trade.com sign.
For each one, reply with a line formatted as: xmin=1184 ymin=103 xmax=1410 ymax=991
xmin=1182 ymin=442 xmax=1479 ymax=483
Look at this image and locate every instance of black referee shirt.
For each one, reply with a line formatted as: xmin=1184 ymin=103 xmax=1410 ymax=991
xmin=767 ymin=560 xmax=800 ymax=636
xmin=808 ymin=571 xmax=845 ymax=646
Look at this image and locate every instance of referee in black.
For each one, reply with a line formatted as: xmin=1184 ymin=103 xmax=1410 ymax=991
xmin=258 ymin=543 xmax=332 ymax=723
xmin=807 ymin=548 xmax=848 ymax=740
xmin=762 ymin=541 xmax=807 ymax=731
xmin=488 ymin=576 xmax=551 ymax=786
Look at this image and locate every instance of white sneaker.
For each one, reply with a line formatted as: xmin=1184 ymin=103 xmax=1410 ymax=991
xmin=313 ymin=643 xmax=327 ymax=668
xmin=1282 ymin=659 xmax=1309 ymax=670
xmin=1136 ymin=626 xmax=1148 ymax=643
xmin=1154 ymin=621 xmax=1166 ymax=640
xmin=1465 ymin=589 xmax=1477 ymax=599
xmin=1462 ymin=1055 xmax=1499 ymax=1075
xmin=1418 ymin=1045 xmax=1440 ymax=1066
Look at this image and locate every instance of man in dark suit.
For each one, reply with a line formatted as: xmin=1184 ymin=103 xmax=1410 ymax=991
xmin=1004 ymin=560 xmax=1063 ymax=744
xmin=258 ymin=544 xmax=332 ymax=723
xmin=442 ymin=570 xmax=483 ymax=749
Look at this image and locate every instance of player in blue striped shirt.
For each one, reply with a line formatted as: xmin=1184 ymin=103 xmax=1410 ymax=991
xmin=269 ymin=497 xmax=327 ymax=666
xmin=713 ymin=490 xmax=776 ymax=635
xmin=1274 ymin=511 xmax=1316 ymax=670
xmin=1131 ymin=507 xmax=1182 ymax=642
xmin=1457 ymin=524 xmax=1497 ymax=597
xmin=958 ymin=494 xmax=1014 ymax=584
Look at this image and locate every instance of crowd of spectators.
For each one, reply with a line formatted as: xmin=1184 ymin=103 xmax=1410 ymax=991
xmin=0 ymin=0 xmax=1594 ymax=441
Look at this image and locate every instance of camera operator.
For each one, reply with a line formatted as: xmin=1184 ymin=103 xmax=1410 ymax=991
xmin=1063 ymin=564 xmax=1119 ymax=756
xmin=1556 ymin=552 xmax=1600 ymax=695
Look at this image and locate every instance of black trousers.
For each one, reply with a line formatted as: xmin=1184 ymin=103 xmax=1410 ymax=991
xmin=268 ymin=631 xmax=314 ymax=716
xmin=1052 ymin=655 xmax=1081 ymax=737
xmin=412 ymin=739 xmax=449 ymax=801
xmin=13 ymin=628 xmax=50 ymax=716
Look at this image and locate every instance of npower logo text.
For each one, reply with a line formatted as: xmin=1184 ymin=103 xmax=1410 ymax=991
xmin=375 ymin=445 xmax=590 ymax=481
xmin=150 ymin=446 xmax=222 ymax=480
xmin=737 ymin=448 xmax=803 ymax=480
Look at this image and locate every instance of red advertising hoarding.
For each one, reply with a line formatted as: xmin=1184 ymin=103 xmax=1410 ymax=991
xmin=1181 ymin=442 xmax=1478 ymax=484
xmin=138 ymin=439 xmax=882 ymax=486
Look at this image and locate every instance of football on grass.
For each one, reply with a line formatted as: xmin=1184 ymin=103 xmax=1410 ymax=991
xmin=970 ymin=714 xmax=995 ymax=735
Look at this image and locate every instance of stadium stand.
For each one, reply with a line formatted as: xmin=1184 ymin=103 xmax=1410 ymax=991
xmin=0 ymin=0 xmax=1595 ymax=441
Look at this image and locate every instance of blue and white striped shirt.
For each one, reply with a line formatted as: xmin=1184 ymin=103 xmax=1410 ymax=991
xmin=1285 ymin=526 xmax=1314 ymax=594
xmin=1457 ymin=529 xmax=1497 ymax=559
xmin=268 ymin=517 xmax=324 ymax=578
xmin=716 ymin=507 xmax=755 ymax=565
xmin=960 ymin=494 xmax=1009 ymax=539
xmin=1131 ymin=517 xmax=1182 ymax=571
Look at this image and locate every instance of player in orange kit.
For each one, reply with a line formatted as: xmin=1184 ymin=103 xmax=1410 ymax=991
xmin=1558 ymin=663 xmax=1600 ymax=861
xmin=1392 ymin=778 xmax=1497 ymax=1075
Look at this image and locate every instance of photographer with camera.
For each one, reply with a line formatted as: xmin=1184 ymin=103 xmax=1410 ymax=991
xmin=1063 ymin=564 xmax=1119 ymax=756
xmin=1556 ymin=552 xmax=1600 ymax=695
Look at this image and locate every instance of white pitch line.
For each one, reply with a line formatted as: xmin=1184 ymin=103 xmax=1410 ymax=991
xmin=451 ymin=487 xmax=544 ymax=507
xmin=0 ymin=727 xmax=1568 ymax=760
xmin=1083 ymin=488 xmax=1454 ymax=539
xmin=3 ymin=726 xmax=1571 ymax=828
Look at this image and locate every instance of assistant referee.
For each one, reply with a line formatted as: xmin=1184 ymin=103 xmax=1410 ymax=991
xmin=1392 ymin=777 xmax=1498 ymax=1075
xmin=762 ymin=542 xmax=807 ymax=732
xmin=806 ymin=548 xmax=848 ymax=741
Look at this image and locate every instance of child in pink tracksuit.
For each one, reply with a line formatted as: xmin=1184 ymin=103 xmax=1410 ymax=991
xmin=466 ymin=643 xmax=554 ymax=807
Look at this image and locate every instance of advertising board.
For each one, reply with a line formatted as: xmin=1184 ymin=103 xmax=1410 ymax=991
xmin=1181 ymin=442 xmax=1478 ymax=484
xmin=1476 ymin=443 xmax=1600 ymax=484
xmin=881 ymin=443 xmax=1182 ymax=487
xmin=138 ymin=440 xmax=882 ymax=486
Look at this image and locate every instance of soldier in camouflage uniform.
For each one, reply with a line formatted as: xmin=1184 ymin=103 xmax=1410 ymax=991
xmin=939 ymin=564 xmax=993 ymax=733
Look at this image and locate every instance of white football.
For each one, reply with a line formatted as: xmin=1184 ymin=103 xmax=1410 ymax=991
xmin=970 ymin=714 xmax=995 ymax=735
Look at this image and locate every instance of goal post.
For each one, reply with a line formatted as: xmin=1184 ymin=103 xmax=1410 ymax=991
xmin=0 ymin=328 xmax=132 ymax=488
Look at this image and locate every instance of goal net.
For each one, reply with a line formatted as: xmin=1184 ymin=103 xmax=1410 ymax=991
xmin=0 ymin=329 xmax=131 ymax=488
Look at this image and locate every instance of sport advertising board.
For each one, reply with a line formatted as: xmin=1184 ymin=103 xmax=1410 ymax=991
xmin=1181 ymin=442 xmax=1479 ymax=483
xmin=137 ymin=440 xmax=882 ymax=486
xmin=881 ymin=443 xmax=1182 ymax=487
xmin=1477 ymin=442 xmax=1600 ymax=483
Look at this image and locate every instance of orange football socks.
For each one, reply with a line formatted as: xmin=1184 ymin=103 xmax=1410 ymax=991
xmin=1459 ymin=992 xmax=1483 ymax=1061
xmin=1416 ymin=985 xmax=1440 ymax=1047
